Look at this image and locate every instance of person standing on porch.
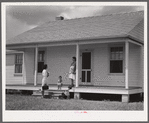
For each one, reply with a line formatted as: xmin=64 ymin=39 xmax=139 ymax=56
xmin=41 ymin=64 xmax=49 ymax=98
xmin=57 ymin=76 xmax=63 ymax=90
xmin=69 ymin=57 xmax=76 ymax=87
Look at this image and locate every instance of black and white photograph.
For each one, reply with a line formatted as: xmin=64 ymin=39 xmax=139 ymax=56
xmin=2 ymin=2 xmax=148 ymax=122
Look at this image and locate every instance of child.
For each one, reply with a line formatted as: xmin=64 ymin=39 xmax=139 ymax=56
xmin=57 ymin=76 xmax=63 ymax=90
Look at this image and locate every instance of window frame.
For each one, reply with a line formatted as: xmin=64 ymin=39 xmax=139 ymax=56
xmin=14 ymin=53 xmax=23 ymax=74
xmin=109 ymin=45 xmax=125 ymax=75
xmin=38 ymin=50 xmax=45 ymax=73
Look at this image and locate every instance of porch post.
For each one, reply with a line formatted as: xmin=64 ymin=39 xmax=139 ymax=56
xmin=125 ymin=41 xmax=129 ymax=89
xmin=34 ymin=46 xmax=38 ymax=86
xmin=76 ymin=43 xmax=80 ymax=87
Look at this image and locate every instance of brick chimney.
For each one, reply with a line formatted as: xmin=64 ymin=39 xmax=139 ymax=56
xmin=56 ymin=16 xmax=64 ymax=20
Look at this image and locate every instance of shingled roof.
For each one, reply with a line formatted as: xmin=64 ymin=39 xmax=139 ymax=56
xmin=6 ymin=11 xmax=144 ymax=46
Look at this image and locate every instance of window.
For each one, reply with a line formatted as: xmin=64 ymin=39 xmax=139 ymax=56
xmin=110 ymin=47 xmax=123 ymax=73
xmin=38 ymin=51 xmax=45 ymax=73
xmin=15 ymin=54 xmax=23 ymax=73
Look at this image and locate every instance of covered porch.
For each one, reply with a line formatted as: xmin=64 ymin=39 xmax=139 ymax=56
xmin=6 ymin=37 xmax=143 ymax=102
xmin=31 ymin=38 xmax=142 ymax=87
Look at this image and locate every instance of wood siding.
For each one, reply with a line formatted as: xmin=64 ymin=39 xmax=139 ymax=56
xmin=24 ymin=48 xmax=35 ymax=84
xmin=37 ymin=46 xmax=76 ymax=85
xmin=129 ymin=43 xmax=143 ymax=87
xmin=80 ymin=43 xmax=125 ymax=86
xmin=6 ymin=54 xmax=23 ymax=84
xmin=140 ymin=45 xmax=144 ymax=89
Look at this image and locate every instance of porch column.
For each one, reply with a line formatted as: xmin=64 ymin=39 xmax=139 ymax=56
xmin=34 ymin=46 xmax=38 ymax=86
xmin=125 ymin=41 xmax=129 ymax=89
xmin=76 ymin=43 xmax=80 ymax=87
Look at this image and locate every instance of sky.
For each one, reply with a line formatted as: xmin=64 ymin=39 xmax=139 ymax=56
xmin=6 ymin=4 xmax=144 ymax=40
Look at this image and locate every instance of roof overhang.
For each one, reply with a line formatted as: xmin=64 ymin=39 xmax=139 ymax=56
xmin=6 ymin=50 xmax=24 ymax=54
xmin=127 ymin=35 xmax=144 ymax=46
xmin=6 ymin=35 xmax=143 ymax=50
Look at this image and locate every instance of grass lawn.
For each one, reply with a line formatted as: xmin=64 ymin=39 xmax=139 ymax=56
xmin=6 ymin=94 xmax=143 ymax=110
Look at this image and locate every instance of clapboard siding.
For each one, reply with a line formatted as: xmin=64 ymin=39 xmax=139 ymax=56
xmin=6 ymin=54 xmax=14 ymax=65
xmin=24 ymin=48 xmax=35 ymax=84
xmin=6 ymin=54 xmax=23 ymax=84
xmin=139 ymin=45 xmax=144 ymax=88
xmin=80 ymin=43 xmax=125 ymax=86
xmin=129 ymin=43 xmax=142 ymax=87
xmin=36 ymin=46 xmax=76 ymax=85
xmin=140 ymin=46 xmax=144 ymax=88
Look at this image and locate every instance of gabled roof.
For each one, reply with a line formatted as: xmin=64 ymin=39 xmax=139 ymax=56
xmin=6 ymin=11 xmax=144 ymax=46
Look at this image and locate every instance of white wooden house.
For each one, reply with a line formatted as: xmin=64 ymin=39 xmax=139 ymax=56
xmin=6 ymin=11 xmax=144 ymax=102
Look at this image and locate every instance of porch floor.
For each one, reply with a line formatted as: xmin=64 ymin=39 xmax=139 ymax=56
xmin=6 ymin=84 xmax=143 ymax=95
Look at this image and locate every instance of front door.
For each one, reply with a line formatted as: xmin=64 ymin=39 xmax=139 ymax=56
xmin=81 ymin=51 xmax=92 ymax=84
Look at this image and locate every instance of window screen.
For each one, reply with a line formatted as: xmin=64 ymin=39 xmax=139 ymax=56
xmin=110 ymin=47 xmax=123 ymax=73
xmin=15 ymin=54 xmax=23 ymax=73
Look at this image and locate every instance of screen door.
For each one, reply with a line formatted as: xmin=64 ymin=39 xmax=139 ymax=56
xmin=81 ymin=52 xmax=92 ymax=83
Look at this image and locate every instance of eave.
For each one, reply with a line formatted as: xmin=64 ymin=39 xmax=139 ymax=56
xmin=6 ymin=35 xmax=143 ymax=50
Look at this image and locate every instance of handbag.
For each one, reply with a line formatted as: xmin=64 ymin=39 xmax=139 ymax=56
xmin=43 ymin=84 xmax=49 ymax=90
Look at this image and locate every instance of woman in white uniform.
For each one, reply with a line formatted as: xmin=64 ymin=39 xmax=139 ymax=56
xmin=69 ymin=57 xmax=76 ymax=87
xmin=41 ymin=64 xmax=49 ymax=98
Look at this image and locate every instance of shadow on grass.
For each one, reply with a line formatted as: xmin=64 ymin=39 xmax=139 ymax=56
xmin=6 ymin=89 xmax=33 ymax=95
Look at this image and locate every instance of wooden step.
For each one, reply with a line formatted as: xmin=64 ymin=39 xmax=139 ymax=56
xmin=32 ymin=89 xmax=65 ymax=97
xmin=32 ymin=91 xmax=50 ymax=96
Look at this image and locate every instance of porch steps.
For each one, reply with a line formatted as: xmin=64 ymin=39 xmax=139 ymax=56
xmin=32 ymin=89 xmax=66 ymax=98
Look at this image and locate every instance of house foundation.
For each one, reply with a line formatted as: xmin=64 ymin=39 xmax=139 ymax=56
xmin=122 ymin=94 xmax=130 ymax=103
xmin=74 ymin=92 xmax=80 ymax=99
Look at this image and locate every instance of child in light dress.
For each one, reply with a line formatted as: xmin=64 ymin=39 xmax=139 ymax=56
xmin=57 ymin=76 xmax=63 ymax=90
